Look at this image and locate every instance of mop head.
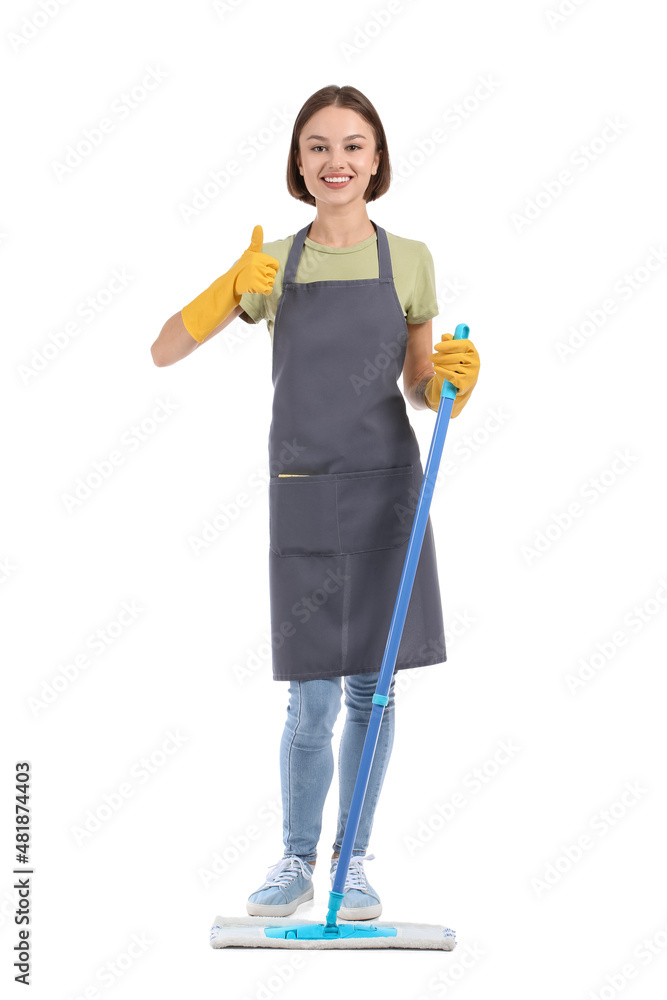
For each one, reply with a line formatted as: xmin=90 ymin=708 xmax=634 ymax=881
xmin=210 ymin=914 xmax=456 ymax=951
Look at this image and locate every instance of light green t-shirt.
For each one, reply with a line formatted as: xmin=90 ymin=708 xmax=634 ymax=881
xmin=238 ymin=228 xmax=438 ymax=340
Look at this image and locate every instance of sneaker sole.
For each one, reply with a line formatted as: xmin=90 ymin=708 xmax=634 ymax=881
xmin=246 ymin=883 xmax=314 ymax=917
xmin=338 ymin=901 xmax=382 ymax=921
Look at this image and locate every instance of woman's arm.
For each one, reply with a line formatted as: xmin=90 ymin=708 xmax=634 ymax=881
xmin=151 ymin=225 xmax=278 ymax=367
xmin=402 ymin=320 xmax=436 ymax=410
xmin=150 ymin=303 xmax=245 ymax=367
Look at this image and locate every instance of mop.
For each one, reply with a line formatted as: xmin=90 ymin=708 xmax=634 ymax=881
xmin=210 ymin=324 xmax=470 ymax=951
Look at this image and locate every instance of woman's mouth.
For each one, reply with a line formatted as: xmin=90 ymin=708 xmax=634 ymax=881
xmin=321 ymin=175 xmax=352 ymax=189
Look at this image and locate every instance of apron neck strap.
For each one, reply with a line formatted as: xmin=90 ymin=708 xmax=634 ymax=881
xmin=283 ymin=219 xmax=391 ymax=284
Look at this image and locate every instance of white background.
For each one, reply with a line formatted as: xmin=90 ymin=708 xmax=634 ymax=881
xmin=3 ymin=0 xmax=666 ymax=996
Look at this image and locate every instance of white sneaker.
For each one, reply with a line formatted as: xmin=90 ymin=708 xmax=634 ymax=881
xmin=330 ymin=853 xmax=381 ymax=920
xmin=246 ymin=855 xmax=315 ymax=917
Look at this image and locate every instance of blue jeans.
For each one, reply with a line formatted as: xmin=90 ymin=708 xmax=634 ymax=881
xmin=279 ymin=669 xmax=396 ymax=864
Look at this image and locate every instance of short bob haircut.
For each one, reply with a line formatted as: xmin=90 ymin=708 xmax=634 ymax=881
xmin=286 ymin=85 xmax=391 ymax=206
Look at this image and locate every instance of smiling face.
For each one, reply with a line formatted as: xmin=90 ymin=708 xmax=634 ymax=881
xmin=296 ymin=105 xmax=381 ymax=206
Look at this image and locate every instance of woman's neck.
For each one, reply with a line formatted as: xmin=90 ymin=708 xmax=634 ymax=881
xmin=307 ymin=206 xmax=375 ymax=247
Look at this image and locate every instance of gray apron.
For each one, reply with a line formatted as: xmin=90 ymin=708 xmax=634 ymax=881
xmin=267 ymin=220 xmax=446 ymax=682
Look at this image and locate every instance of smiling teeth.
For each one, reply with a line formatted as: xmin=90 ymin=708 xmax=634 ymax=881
xmin=324 ymin=177 xmax=351 ymax=183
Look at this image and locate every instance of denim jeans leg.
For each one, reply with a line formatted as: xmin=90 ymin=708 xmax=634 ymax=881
xmin=280 ymin=676 xmax=342 ymax=864
xmin=333 ymin=670 xmax=396 ymax=857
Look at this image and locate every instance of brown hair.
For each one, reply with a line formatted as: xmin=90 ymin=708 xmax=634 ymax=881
xmin=286 ymin=85 xmax=391 ymax=207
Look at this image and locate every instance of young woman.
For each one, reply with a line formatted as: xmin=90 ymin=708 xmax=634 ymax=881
xmin=152 ymin=85 xmax=480 ymax=922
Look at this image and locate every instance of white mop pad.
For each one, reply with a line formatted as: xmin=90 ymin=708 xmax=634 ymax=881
xmin=210 ymin=915 xmax=456 ymax=951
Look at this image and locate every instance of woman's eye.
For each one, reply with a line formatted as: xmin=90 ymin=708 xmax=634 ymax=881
xmin=310 ymin=145 xmax=361 ymax=152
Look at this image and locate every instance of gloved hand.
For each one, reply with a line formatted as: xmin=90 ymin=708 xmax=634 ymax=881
xmin=424 ymin=333 xmax=480 ymax=418
xmin=181 ymin=225 xmax=279 ymax=342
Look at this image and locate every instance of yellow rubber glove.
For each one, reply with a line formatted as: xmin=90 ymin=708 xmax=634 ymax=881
xmin=181 ymin=224 xmax=279 ymax=342
xmin=424 ymin=333 xmax=480 ymax=418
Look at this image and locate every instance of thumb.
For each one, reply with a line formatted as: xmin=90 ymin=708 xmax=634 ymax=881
xmin=248 ymin=224 xmax=263 ymax=254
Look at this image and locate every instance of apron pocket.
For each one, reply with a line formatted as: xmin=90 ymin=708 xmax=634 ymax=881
xmin=269 ymin=474 xmax=341 ymax=556
xmin=269 ymin=465 xmax=414 ymax=557
xmin=336 ymin=464 xmax=414 ymax=554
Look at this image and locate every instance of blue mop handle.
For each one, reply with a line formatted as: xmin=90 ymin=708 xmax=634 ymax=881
xmin=325 ymin=323 xmax=470 ymax=929
xmin=439 ymin=323 xmax=470 ymax=398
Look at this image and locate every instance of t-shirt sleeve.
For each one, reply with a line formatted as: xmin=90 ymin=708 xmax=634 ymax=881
xmin=238 ymin=290 xmax=267 ymax=325
xmin=406 ymin=243 xmax=439 ymax=324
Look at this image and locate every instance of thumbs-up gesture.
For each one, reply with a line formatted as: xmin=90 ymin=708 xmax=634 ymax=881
xmin=232 ymin=225 xmax=280 ymax=296
xmin=181 ymin=224 xmax=280 ymax=343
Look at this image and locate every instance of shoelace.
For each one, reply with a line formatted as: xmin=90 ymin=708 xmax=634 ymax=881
xmin=261 ymin=855 xmax=312 ymax=888
xmin=332 ymin=852 xmax=375 ymax=890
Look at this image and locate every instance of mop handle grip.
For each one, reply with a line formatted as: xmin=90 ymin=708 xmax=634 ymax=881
xmin=440 ymin=323 xmax=470 ymax=399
